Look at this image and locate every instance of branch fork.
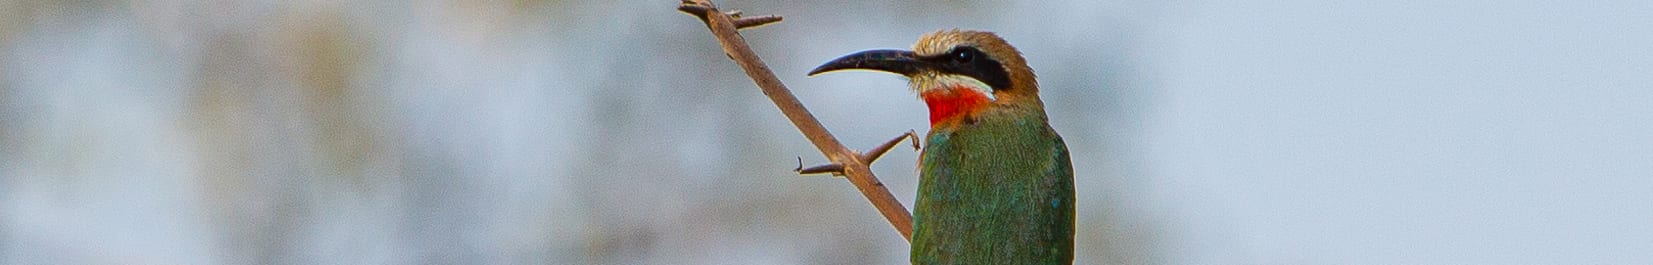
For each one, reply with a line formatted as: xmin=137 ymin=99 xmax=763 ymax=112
xmin=797 ymin=130 xmax=920 ymax=176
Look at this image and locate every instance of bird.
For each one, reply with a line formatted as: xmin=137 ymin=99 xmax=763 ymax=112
xmin=809 ymin=30 xmax=1075 ymax=264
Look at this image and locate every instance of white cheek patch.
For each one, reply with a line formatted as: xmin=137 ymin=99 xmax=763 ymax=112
xmin=911 ymin=74 xmax=998 ymax=101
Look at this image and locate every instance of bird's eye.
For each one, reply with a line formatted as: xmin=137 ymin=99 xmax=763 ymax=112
xmin=952 ymin=50 xmax=973 ymax=63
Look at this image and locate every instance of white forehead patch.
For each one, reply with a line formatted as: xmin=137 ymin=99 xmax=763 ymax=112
xmin=914 ymin=29 xmax=972 ymax=57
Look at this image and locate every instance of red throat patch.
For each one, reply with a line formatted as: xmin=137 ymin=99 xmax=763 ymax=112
xmin=920 ymin=86 xmax=992 ymax=126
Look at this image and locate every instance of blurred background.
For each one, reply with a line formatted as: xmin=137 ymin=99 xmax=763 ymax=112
xmin=2 ymin=0 xmax=1651 ymax=264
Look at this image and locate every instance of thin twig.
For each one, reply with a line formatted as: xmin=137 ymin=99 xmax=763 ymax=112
xmin=732 ymin=15 xmax=783 ymax=29
xmin=861 ymin=130 xmax=920 ymax=163
xmin=677 ymin=0 xmax=914 ymax=241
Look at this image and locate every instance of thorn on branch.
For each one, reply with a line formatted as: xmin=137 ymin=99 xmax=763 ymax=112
xmin=908 ymin=130 xmax=921 ymax=151
xmin=796 ymin=157 xmax=847 ymax=176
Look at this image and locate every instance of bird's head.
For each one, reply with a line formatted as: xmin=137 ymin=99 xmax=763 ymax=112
xmin=809 ymin=29 xmax=1041 ymax=126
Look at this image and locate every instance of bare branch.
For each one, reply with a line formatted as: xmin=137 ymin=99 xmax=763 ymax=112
xmin=676 ymin=0 xmax=914 ymax=241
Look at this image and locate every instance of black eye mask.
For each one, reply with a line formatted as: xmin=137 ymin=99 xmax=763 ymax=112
xmin=920 ymin=46 xmax=1013 ymax=91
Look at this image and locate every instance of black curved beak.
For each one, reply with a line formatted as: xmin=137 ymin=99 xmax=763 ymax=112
xmin=807 ymin=49 xmax=925 ymax=76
